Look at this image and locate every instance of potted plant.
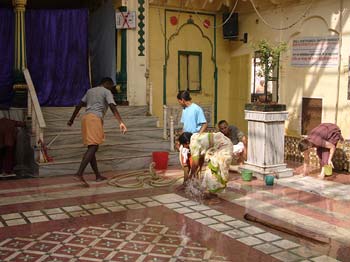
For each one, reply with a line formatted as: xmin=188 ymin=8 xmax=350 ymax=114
xmin=247 ymin=39 xmax=287 ymax=111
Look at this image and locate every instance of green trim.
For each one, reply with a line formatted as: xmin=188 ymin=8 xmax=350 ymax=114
xmin=137 ymin=0 xmax=145 ymax=56
xmin=214 ymin=15 xmax=217 ymax=125
xmin=163 ymin=9 xmax=217 ymax=106
xmin=163 ymin=8 xmax=167 ymax=105
xmin=207 ymin=160 xmax=227 ymax=193
xmin=177 ymin=50 xmax=202 ymax=93
xmin=162 ymin=9 xmax=217 ymax=114
xmin=163 ymin=65 xmax=167 ymax=104
xmin=166 ymin=21 xmax=215 ymax=63
xmin=207 ymin=161 xmax=219 ymax=173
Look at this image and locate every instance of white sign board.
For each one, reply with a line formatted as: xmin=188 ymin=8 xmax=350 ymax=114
xmin=291 ymin=36 xmax=339 ymax=67
xmin=116 ymin=11 xmax=136 ymax=29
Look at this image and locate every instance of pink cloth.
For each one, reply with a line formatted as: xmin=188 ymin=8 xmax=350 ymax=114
xmin=307 ymin=123 xmax=343 ymax=166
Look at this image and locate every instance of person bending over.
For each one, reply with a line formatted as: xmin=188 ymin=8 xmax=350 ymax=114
xmin=178 ymin=132 xmax=233 ymax=197
xmin=298 ymin=123 xmax=343 ymax=179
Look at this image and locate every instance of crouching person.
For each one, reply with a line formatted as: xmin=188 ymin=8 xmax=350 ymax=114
xmin=178 ymin=132 xmax=233 ymax=197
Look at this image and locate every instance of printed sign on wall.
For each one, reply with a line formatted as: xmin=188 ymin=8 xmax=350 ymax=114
xmin=116 ymin=11 xmax=136 ymax=29
xmin=291 ymin=36 xmax=339 ymax=67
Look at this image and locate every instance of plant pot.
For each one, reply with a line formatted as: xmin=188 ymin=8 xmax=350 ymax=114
xmin=245 ymin=103 xmax=286 ymax=112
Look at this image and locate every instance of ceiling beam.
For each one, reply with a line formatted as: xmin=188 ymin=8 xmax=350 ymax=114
xmin=216 ymin=1 xmax=223 ymax=11
xmin=185 ymin=0 xmax=192 ymax=8
xmin=202 ymin=0 xmax=209 ymax=9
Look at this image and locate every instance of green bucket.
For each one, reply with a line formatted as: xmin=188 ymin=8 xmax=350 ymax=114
xmin=241 ymin=170 xmax=253 ymax=181
xmin=324 ymin=165 xmax=333 ymax=176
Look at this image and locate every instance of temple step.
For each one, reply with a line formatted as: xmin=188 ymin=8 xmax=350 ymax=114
xmin=38 ymin=151 xmax=179 ymax=177
xmin=48 ymin=140 xmax=172 ymax=161
xmin=42 ymin=106 xmax=148 ymax=119
xmin=37 ymin=106 xmax=179 ymax=176
xmin=44 ymin=115 xmax=159 ymax=131
xmin=44 ymin=128 xmax=164 ymax=146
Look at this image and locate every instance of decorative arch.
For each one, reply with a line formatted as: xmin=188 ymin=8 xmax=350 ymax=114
xmin=287 ymin=15 xmax=339 ymax=44
xmin=165 ymin=17 xmax=215 ymax=65
xmin=162 ymin=11 xmax=218 ymax=123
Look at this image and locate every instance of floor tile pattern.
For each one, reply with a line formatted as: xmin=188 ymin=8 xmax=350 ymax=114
xmin=0 ymin=217 xmax=230 ymax=262
xmin=0 ymin=193 xmax=340 ymax=262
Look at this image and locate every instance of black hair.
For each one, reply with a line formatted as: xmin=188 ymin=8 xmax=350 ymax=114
xmin=100 ymin=77 xmax=114 ymax=86
xmin=177 ymin=90 xmax=192 ymax=101
xmin=178 ymin=132 xmax=193 ymax=145
xmin=298 ymin=138 xmax=312 ymax=152
xmin=218 ymin=120 xmax=228 ymax=126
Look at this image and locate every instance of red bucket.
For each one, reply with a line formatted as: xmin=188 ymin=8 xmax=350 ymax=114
xmin=152 ymin=151 xmax=169 ymax=170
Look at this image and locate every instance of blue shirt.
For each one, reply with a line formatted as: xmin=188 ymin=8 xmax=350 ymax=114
xmin=181 ymin=103 xmax=207 ymax=133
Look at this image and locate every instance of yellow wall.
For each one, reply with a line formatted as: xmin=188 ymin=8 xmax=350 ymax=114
xmin=149 ymin=6 xmax=243 ymax=128
xmin=149 ymin=6 xmax=166 ymax=123
xmin=165 ymin=11 xmax=215 ymax=106
xmin=230 ymin=0 xmax=350 ymax=138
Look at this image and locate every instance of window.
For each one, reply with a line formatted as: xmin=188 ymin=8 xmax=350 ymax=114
xmin=178 ymin=51 xmax=202 ymax=92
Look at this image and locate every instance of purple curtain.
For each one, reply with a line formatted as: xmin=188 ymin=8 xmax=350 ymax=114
xmin=26 ymin=9 xmax=90 ymax=106
xmin=0 ymin=9 xmax=14 ymax=109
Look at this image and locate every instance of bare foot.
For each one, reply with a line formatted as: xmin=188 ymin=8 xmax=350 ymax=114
xmin=96 ymin=175 xmax=107 ymax=182
xmin=73 ymin=174 xmax=90 ymax=187
xmin=176 ymin=183 xmax=186 ymax=191
xmin=318 ymin=174 xmax=325 ymax=180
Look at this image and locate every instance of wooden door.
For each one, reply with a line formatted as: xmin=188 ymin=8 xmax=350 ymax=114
xmin=302 ymin=97 xmax=322 ymax=135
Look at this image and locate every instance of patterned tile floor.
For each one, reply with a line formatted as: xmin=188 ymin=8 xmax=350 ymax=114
xmin=0 ymin=167 xmax=349 ymax=261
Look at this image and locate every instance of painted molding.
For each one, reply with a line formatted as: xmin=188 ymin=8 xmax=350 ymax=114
xmin=138 ymin=0 xmax=145 ymax=56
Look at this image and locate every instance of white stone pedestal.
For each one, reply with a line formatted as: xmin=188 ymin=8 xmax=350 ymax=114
xmin=243 ymin=110 xmax=293 ymax=180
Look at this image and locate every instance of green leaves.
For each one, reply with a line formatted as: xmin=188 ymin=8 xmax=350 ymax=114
xmin=253 ymin=40 xmax=287 ymax=81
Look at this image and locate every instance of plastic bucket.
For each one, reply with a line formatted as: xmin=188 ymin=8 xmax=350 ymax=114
xmin=241 ymin=170 xmax=253 ymax=181
xmin=324 ymin=165 xmax=333 ymax=176
xmin=152 ymin=151 xmax=169 ymax=170
xmin=265 ymin=175 xmax=275 ymax=186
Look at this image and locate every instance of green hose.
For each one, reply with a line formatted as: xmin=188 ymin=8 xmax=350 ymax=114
xmin=108 ymin=162 xmax=183 ymax=188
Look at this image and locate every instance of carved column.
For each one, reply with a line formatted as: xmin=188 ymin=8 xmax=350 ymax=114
xmin=12 ymin=0 xmax=28 ymax=106
xmin=13 ymin=0 xmax=27 ymax=79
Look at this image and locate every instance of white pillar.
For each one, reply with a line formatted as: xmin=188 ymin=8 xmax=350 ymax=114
xmin=126 ymin=0 xmax=147 ymax=105
xmin=170 ymin=115 xmax=174 ymax=151
xmin=243 ymin=110 xmax=293 ymax=179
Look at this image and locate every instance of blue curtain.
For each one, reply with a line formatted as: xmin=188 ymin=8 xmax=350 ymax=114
xmin=0 ymin=9 xmax=14 ymax=109
xmin=26 ymin=9 xmax=90 ymax=106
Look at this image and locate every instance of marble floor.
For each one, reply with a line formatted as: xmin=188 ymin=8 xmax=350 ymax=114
xmin=0 ymin=165 xmax=349 ymax=262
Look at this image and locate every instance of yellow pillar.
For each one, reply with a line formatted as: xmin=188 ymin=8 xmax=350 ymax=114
xmin=12 ymin=0 xmax=27 ymax=86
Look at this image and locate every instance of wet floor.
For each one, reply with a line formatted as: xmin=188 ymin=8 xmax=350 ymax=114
xmin=0 ymin=165 xmax=349 ymax=261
